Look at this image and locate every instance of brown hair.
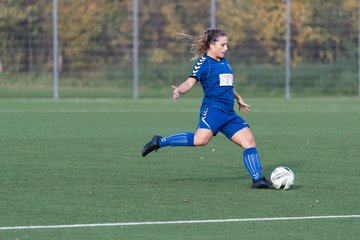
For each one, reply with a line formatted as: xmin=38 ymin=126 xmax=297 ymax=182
xmin=180 ymin=29 xmax=227 ymax=61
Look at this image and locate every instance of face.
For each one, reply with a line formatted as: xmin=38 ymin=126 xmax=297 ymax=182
xmin=208 ymin=36 xmax=228 ymax=60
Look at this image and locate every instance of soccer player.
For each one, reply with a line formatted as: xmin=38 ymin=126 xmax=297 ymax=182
xmin=142 ymin=29 xmax=273 ymax=189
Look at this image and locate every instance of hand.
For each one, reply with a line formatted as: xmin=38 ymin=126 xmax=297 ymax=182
xmin=172 ymin=85 xmax=181 ymax=101
xmin=237 ymin=99 xmax=251 ymax=114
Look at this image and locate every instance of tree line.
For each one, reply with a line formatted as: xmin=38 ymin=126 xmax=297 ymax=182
xmin=0 ymin=0 xmax=358 ymax=73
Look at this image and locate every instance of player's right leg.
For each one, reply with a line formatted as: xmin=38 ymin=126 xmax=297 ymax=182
xmin=142 ymin=107 xmax=218 ymax=157
xmin=142 ymin=135 xmax=163 ymax=157
xmin=141 ymin=129 xmax=213 ymax=157
xmin=142 ymin=132 xmax=195 ymax=157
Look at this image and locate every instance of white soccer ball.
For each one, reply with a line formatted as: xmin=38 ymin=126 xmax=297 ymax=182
xmin=270 ymin=166 xmax=295 ymax=190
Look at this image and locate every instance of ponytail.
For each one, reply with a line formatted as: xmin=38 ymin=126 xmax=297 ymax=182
xmin=179 ymin=29 xmax=227 ymax=61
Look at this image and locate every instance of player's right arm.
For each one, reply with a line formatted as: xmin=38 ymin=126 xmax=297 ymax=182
xmin=172 ymin=77 xmax=197 ymax=101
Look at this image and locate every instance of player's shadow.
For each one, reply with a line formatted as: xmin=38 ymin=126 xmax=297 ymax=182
xmin=170 ymin=175 xmax=247 ymax=182
xmin=171 ymin=175 xmax=303 ymax=190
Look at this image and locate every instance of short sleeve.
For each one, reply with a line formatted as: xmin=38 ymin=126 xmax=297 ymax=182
xmin=189 ymin=56 xmax=207 ymax=81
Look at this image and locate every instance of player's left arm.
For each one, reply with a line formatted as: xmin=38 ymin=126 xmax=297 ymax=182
xmin=233 ymin=88 xmax=251 ymax=114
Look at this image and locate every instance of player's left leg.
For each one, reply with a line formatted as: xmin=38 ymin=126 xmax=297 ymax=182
xmin=230 ymin=128 xmax=262 ymax=179
xmin=222 ymin=114 xmax=272 ymax=189
xmin=230 ymin=128 xmax=272 ymax=189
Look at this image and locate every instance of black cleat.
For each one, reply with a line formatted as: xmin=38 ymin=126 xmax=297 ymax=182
xmin=142 ymin=135 xmax=162 ymax=157
xmin=251 ymin=177 xmax=273 ymax=189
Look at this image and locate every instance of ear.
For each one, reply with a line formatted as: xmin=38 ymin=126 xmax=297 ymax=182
xmin=209 ymin=41 xmax=215 ymax=48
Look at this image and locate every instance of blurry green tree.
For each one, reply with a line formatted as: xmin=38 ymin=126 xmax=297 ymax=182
xmin=0 ymin=0 xmax=358 ymax=72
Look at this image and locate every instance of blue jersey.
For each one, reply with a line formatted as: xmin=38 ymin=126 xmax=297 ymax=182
xmin=189 ymin=55 xmax=234 ymax=112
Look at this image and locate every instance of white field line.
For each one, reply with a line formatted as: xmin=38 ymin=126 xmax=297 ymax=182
xmin=0 ymin=215 xmax=359 ymax=231
xmin=0 ymin=108 xmax=355 ymax=113
xmin=0 ymin=109 xmax=197 ymax=113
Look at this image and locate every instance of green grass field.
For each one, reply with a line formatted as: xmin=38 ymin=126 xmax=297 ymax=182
xmin=0 ymin=97 xmax=359 ymax=239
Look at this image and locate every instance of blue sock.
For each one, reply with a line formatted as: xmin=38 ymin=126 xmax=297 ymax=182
xmin=159 ymin=132 xmax=195 ymax=147
xmin=243 ymin=147 xmax=263 ymax=181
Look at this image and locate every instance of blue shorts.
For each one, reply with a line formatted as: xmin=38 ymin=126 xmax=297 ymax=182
xmin=197 ymin=107 xmax=249 ymax=139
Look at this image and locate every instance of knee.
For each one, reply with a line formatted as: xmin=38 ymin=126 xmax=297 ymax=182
xmin=230 ymin=127 xmax=257 ymax=149
xmin=241 ymin=138 xmax=256 ymax=149
xmin=194 ymin=137 xmax=210 ymax=146
xmin=193 ymin=129 xmax=213 ymax=146
xmin=194 ymin=135 xmax=211 ymax=146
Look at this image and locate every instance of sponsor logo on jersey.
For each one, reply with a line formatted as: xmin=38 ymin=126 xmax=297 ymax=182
xmin=219 ymin=73 xmax=233 ymax=86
